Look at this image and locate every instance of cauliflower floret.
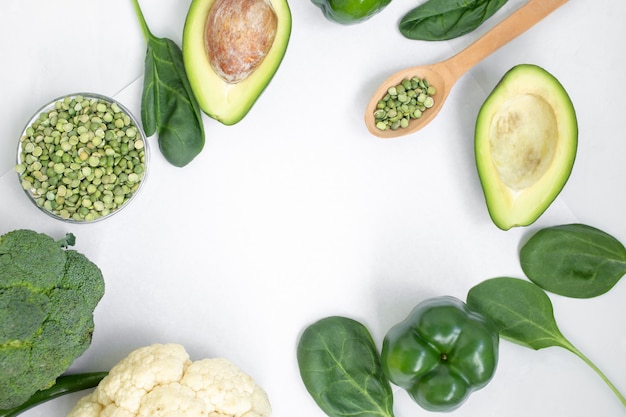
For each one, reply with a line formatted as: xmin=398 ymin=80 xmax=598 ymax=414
xmin=67 ymin=344 xmax=271 ymax=417
xmin=182 ymin=358 xmax=271 ymax=417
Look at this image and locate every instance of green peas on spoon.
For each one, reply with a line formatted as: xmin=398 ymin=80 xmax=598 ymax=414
xmin=364 ymin=0 xmax=570 ymax=138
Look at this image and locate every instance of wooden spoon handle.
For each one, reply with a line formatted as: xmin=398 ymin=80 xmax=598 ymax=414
xmin=444 ymin=0 xmax=570 ymax=78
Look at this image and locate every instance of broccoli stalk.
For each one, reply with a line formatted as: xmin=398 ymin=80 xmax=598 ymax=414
xmin=0 ymin=373 xmax=108 ymax=417
xmin=56 ymin=232 xmax=76 ymax=248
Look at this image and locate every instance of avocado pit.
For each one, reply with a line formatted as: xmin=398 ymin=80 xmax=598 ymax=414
xmin=205 ymin=0 xmax=278 ymax=83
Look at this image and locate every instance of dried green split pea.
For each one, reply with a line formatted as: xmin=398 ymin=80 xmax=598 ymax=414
xmin=15 ymin=95 xmax=146 ymax=222
xmin=374 ymin=77 xmax=436 ymax=131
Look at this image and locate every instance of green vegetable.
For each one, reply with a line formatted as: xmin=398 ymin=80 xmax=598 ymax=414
xmin=467 ymin=277 xmax=626 ymax=407
xmin=297 ymin=316 xmax=394 ymax=417
xmin=132 ymin=0 xmax=205 ymax=167
xmin=399 ymin=0 xmax=509 ymax=41
xmin=15 ymin=94 xmax=147 ymax=222
xmin=183 ymin=0 xmax=292 ymax=126
xmin=0 ymin=230 xmax=105 ymax=410
xmin=520 ymin=224 xmax=626 ymax=298
xmin=311 ymin=0 xmax=392 ymax=25
xmin=474 ymin=64 xmax=577 ymax=230
xmin=373 ymin=77 xmax=436 ymax=131
xmin=0 ymin=372 xmax=107 ymax=417
xmin=381 ymin=296 xmax=499 ymax=412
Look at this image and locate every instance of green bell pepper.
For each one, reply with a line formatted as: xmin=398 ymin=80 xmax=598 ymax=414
xmin=311 ymin=0 xmax=392 ymax=25
xmin=381 ymin=296 xmax=499 ymax=412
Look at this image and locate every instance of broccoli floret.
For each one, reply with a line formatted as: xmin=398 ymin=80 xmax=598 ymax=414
xmin=0 ymin=229 xmax=105 ymax=410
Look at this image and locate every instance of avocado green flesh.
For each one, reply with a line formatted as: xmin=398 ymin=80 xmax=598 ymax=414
xmin=475 ymin=64 xmax=577 ymax=230
xmin=183 ymin=0 xmax=291 ymax=125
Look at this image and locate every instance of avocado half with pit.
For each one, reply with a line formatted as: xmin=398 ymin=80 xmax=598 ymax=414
xmin=475 ymin=64 xmax=577 ymax=230
xmin=183 ymin=0 xmax=291 ymax=125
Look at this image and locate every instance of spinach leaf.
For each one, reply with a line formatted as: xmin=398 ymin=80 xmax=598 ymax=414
xmin=467 ymin=277 xmax=571 ymax=349
xmin=132 ymin=0 xmax=205 ymax=167
xmin=399 ymin=0 xmax=509 ymax=41
xmin=520 ymin=224 xmax=626 ymax=298
xmin=467 ymin=277 xmax=626 ymax=406
xmin=297 ymin=316 xmax=395 ymax=417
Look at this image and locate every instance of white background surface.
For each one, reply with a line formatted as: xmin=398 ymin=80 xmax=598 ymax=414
xmin=1 ymin=0 xmax=625 ymax=416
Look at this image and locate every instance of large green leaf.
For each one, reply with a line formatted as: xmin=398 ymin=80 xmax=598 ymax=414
xmin=467 ymin=277 xmax=568 ymax=350
xmin=399 ymin=0 xmax=509 ymax=41
xmin=520 ymin=224 xmax=626 ymax=298
xmin=297 ymin=316 xmax=394 ymax=417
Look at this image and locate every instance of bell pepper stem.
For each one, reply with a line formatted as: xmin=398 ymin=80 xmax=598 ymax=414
xmin=0 ymin=372 xmax=108 ymax=417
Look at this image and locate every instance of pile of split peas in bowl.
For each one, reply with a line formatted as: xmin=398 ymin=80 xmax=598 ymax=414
xmin=15 ymin=93 xmax=149 ymax=223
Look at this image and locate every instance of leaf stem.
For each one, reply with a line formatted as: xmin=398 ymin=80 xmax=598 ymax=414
xmin=131 ymin=0 xmax=152 ymax=41
xmin=564 ymin=341 xmax=626 ymax=407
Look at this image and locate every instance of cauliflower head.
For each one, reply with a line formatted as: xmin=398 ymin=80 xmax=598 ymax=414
xmin=68 ymin=344 xmax=272 ymax=417
xmin=0 ymin=229 xmax=105 ymax=410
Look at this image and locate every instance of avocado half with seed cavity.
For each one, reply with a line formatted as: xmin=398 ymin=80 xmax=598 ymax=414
xmin=475 ymin=64 xmax=577 ymax=230
xmin=183 ymin=0 xmax=291 ymax=125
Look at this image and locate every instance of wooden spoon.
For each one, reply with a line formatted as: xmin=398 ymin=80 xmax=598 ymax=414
xmin=364 ymin=0 xmax=570 ymax=139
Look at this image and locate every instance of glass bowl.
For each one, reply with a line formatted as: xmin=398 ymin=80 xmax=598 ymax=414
xmin=15 ymin=93 xmax=149 ymax=223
